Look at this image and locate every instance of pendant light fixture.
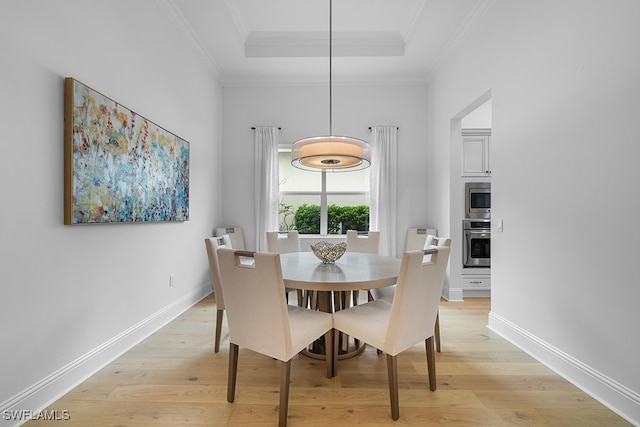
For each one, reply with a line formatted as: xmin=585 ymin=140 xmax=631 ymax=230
xmin=291 ymin=0 xmax=371 ymax=172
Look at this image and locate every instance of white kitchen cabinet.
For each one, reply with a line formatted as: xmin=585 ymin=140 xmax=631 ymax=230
xmin=462 ymin=275 xmax=491 ymax=290
xmin=462 ymin=129 xmax=491 ymax=176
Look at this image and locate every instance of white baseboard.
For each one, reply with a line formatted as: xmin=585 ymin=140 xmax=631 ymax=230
xmin=0 ymin=286 xmax=212 ymax=427
xmin=488 ymin=311 xmax=640 ymax=426
xmin=443 ymin=286 xmax=464 ymax=301
xmin=463 ymin=288 xmax=491 ymax=298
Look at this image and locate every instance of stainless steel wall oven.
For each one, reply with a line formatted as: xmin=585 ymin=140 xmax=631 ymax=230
xmin=463 ymin=219 xmax=491 ymax=267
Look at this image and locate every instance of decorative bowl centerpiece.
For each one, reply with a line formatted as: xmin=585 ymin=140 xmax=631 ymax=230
xmin=310 ymin=241 xmax=347 ymax=264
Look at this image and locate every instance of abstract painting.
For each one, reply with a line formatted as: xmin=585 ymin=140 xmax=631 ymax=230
xmin=64 ymin=78 xmax=189 ymax=224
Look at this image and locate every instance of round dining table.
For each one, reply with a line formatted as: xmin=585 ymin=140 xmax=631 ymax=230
xmin=279 ymin=251 xmax=401 ymax=373
xmin=279 ymin=251 xmax=401 ymax=292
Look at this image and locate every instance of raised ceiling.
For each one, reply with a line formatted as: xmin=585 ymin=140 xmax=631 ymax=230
xmin=164 ymin=0 xmax=493 ymax=86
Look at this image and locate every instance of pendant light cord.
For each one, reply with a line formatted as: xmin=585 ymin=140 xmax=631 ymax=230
xmin=290 ymin=0 xmax=371 ymax=172
xmin=329 ymin=0 xmax=333 ymax=136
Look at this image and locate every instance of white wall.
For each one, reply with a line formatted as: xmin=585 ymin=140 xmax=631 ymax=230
xmin=221 ymin=84 xmax=430 ymax=253
xmin=0 ymin=1 xmax=221 ymax=422
xmin=461 ymin=99 xmax=491 ymax=128
xmin=427 ymin=0 xmax=640 ymax=423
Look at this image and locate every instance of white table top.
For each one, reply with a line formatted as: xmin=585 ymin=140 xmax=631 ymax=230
xmin=280 ymin=252 xmax=401 ymax=291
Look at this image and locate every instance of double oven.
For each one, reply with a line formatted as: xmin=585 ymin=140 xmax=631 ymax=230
xmin=463 ymin=182 xmax=491 ymax=268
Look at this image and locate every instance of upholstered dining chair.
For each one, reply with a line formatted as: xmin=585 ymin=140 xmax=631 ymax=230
xmin=333 ymin=247 xmax=450 ymax=421
xmin=266 ymin=231 xmax=304 ymax=306
xmin=422 ymin=235 xmax=450 ymax=352
xmin=344 ymin=230 xmax=382 ymax=348
xmin=217 ymin=249 xmax=334 ymax=427
xmin=370 ymin=234 xmax=451 ymax=352
xmin=345 ymin=229 xmax=380 ymax=304
xmin=405 ymin=227 xmax=438 ymax=253
xmin=215 ymin=226 xmax=245 ymax=250
xmin=266 ymin=230 xmax=301 ymax=253
xmin=345 ymin=230 xmax=380 ymax=254
xmin=204 ymin=235 xmax=233 ymax=353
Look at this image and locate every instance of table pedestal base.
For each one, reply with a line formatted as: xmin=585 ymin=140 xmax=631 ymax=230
xmin=300 ymin=337 xmax=366 ymax=361
xmin=298 ymin=290 xmax=367 ymax=367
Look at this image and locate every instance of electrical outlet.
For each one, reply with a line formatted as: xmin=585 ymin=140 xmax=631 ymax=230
xmin=497 ymin=219 xmax=503 ymax=232
xmin=169 ymin=275 xmax=175 ymax=287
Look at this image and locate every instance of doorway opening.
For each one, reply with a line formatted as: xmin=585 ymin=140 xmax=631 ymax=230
xmin=448 ymin=90 xmax=492 ymax=301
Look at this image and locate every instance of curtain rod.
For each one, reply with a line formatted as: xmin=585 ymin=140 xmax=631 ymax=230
xmin=368 ymin=127 xmax=399 ymax=130
xmin=251 ymin=127 xmax=281 ymax=130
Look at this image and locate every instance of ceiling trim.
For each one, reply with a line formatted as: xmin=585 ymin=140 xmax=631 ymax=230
xmin=402 ymin=0 xmax=427 ymax=42
xmin=222 ymin=77 xmax=429 ymax=88
xmin=159 ymin=0 xmax=223 ymax=80
xmin=159 ymin=0 xmax=495 ymax=87
xmin=225 ymin=0 xmax=250 ymax=40
xmin=245 ymin=31 xmax=405 ymax=58
xmin=425 ymin=0 xmax=497 ymax=81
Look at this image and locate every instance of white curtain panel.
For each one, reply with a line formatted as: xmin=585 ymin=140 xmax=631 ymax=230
xmin=369 ymin=126 xmax=398 ymax=257
xmin=254 ymin=127 xmax=280 ymax=252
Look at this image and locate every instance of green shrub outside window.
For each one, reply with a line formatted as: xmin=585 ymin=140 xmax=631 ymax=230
xmin=289 ymin=204 xmax=369 ymax=234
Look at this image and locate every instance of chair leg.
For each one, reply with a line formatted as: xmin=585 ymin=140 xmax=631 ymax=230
xmin=227 ymin=343 xmax=239 ymax=403
xmin=302 ymin=290 xmax=311 ymax=308
xmin=425 ymin=336 xmax=436 ymax=391
xmin=435 ymin=311 xmax=441 ymax=353
xmin=349 ymin=291 xmax=360 ymax=348
xmin=310 ymin=290 xmax=318 ymax=310
xmin=386 ymin=354 xmax=400 ymax=421
xmin=334 ymin=292 xmax=350 ymax=352
xmin=324 ymin=329 xmax=335 ymax=378
xmin=333 ymin=326 xmax=340 ymax=377
xmin=296 ymin=289 xmax=304 ymax=307
xmin=279 ymin=360 xmax=292 ymax=427
xmin=214 ymin=309 xmax=224 ymax=353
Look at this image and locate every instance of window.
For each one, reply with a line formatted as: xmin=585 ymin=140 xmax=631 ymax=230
xmin=278 ymin=151 xmax=370 ymax=235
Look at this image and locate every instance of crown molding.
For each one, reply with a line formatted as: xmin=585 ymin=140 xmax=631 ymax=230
xmin=158 ymin=0 xmax=223 ymax=81
xmin=425 ymin=0 xmax=497 ymax=81
xmin=224 ymin=0 xmax=250 ymax=40
xmin=245 ymin=31 xmax=405 ymax=58
xmin=222 ymin=77 xmax=428 ymax=88
xmin=402 ymin=0 xmax=426 ymax=41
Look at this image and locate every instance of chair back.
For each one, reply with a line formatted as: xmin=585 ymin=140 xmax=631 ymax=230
xmin=384 ymin=247 xmax=450 ymax=355
xmin=204 ymin=235 xmax=233 ymax=310
xmin=424 ymin=235 xmax=452 ymax=276
xmin=346 ymin=230 xmax=380 ymax=254
xmin=215 ymin=227 xmax=245 ymax=250
xmin=424 ymin=234 xmax=450 ymax=249
xmin=406 ymin=227 xmax=438 ymax=251
xmin=266 ymin=231 xmax=301 ymax=254
xmin=217 ymin=249 xmax=293 ymax=361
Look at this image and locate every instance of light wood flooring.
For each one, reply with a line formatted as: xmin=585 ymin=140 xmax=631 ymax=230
xmin=27 ymin=295 xmax=631 ymax=426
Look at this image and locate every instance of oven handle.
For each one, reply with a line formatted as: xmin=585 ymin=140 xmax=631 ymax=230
xmin=464 ymin=230 xmax=491 ymax=235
